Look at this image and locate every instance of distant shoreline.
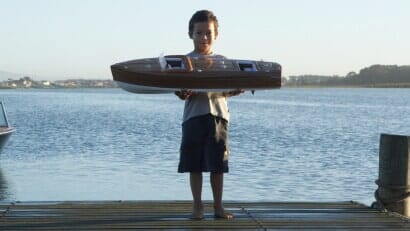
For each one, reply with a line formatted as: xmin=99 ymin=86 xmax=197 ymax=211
xmin=0 ymin=77 xmax=117 ymax=89
xmin=282 ymin=84 xmax=410 ymax=89
xmin=3 ymin=64 xmax=410 ymax=89
xmin=284 ymin=64 xmax=410 ymax=88
xmin=2 ymin=76 xmax=410 ymax=90
xmin=3 ymin=84 xmax=410 ymax=89
xmin=283 ymin=83 xmax=410 ymax=88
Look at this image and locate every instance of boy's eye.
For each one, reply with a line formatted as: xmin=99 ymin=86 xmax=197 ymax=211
xmin=195 ymin=31 xmax=213 ymax=36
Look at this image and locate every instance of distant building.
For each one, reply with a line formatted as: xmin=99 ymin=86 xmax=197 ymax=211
xmin=22 ymin=77 xmax=32 ymax=88
xmin=65 ymin=81 xmax=77 ymax=87
xmin=41 ymin=81 xmax=51 ymax=86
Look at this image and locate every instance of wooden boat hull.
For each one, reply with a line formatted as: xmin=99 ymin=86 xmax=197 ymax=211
xmin=111 ymin=55 xmax=281 ymax=93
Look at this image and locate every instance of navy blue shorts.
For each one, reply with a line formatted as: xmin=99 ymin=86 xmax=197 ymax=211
xmin=178 ymin=114 xmax=229 ymax=173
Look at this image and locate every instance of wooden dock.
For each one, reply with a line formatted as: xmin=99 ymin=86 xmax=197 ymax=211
xmin=1 ymin=201 xmax=409 ymax=230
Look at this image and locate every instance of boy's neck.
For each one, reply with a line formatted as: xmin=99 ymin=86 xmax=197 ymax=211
xmin=193 ymin=50 xmax=213 ymax=56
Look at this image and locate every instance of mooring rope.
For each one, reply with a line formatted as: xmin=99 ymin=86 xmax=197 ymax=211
xmin=371 ymin=179 xmax=410 ymax=210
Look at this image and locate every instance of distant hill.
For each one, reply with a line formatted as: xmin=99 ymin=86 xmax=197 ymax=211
xmin=285 ymin=65 xmax=410 ymax=87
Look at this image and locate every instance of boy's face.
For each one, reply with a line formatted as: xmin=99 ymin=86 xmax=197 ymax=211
xmin=191 ymin=21 xmax=218 ymax=55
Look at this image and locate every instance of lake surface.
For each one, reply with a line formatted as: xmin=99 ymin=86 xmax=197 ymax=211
xmin=1 ymin=88 xmax=409 ymax=205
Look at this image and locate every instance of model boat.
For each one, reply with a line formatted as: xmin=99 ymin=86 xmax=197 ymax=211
xmin=111 ymin=55 xmax=281 ymax=93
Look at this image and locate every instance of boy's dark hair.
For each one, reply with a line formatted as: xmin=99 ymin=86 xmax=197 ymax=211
xmin=188 ymin=10 xmax=219 ymax=38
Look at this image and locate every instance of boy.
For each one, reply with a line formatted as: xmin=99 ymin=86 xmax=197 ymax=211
xmin=175 ymin=10 xmax=243 ymax=220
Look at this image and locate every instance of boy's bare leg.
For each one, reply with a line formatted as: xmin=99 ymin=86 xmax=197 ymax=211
xmin=211 ymin=172 xmax=233 ymax=219
xmin=190 ymin=172 xmax=204 ymax=219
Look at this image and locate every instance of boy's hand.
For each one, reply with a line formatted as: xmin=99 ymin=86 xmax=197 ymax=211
xmin=175 ymin=90 xmax=194 ymax=100
xmin=224 ymin=89 xmax=244 ymax=97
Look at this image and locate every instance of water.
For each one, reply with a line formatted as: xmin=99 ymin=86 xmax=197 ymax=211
xmin=1 ymin=88 xmax=409 ymax=205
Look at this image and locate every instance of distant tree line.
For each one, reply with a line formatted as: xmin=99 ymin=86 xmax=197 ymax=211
xmin=285 ymin=65 xmax=410 ymax=87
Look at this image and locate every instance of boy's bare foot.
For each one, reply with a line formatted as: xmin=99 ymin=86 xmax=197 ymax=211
xmin=214 ymin=207 xmax=233 ymax=219
xmin=190 ymin=203 xmax=204 ymax=220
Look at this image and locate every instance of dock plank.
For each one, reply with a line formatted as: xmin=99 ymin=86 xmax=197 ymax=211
xmin=0 ymin=201 xmax=409 ymax=230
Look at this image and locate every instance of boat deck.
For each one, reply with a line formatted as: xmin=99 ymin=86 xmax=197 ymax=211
xmin=1 ymin=201 xmax=409 ymax=230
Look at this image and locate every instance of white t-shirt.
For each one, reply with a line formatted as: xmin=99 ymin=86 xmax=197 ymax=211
xmin=182 ymin=51 xmax=230 ymax=123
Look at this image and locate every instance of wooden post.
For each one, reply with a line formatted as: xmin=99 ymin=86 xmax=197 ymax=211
xmin=375 ymin=134 xmax=410 ymax=217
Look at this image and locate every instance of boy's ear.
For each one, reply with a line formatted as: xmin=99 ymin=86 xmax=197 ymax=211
xmin=188 ymin=32 xmax=193 ymax=39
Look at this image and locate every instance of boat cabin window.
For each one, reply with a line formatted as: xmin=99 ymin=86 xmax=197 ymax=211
xmin=166 ymin=58 xmax=185 ymax=70
xmin=238 ymin=62 xmax=257 ymax=71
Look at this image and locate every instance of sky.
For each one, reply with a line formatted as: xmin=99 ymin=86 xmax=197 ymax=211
xmin=0 ymin=0 xmax=409 ymax=80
